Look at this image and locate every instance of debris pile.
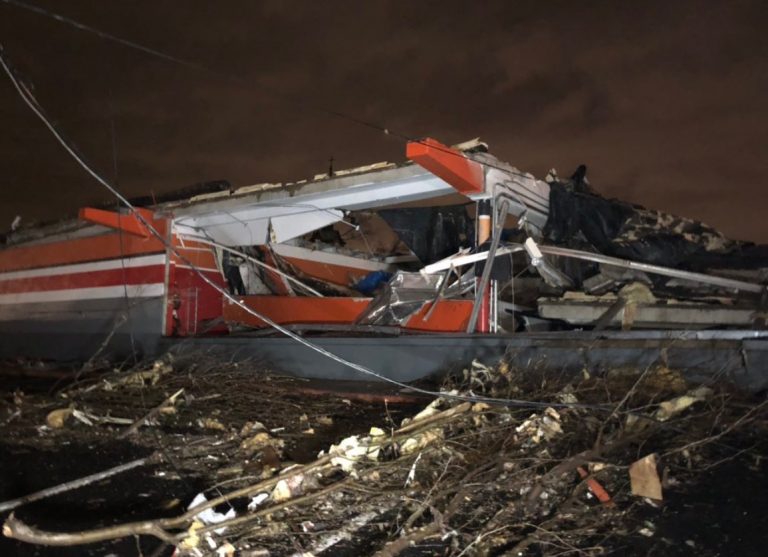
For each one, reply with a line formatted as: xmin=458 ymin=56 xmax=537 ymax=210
xmin=1 ymin=358 xmax=766 ymax=555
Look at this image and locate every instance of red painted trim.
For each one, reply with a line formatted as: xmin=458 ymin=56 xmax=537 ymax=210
xmin=0 ymin=265 xmax=165 ymax=294
xmin=166 ymin=263 xmax=227 ymax=337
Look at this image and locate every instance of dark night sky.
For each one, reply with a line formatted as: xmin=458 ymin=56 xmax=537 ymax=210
xmin=1 ymin=1 xmax=766 ymax=241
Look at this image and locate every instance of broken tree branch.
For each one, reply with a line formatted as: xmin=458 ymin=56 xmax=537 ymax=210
xmin=3 ymin=513 xmax=177 ymax=546
xmin=120 ymin=388 xmax=184 ymax=438
xmin=0 ymin=401 xmax=472 ymax=548
xmin=662 ymin=398 xmax=768 ymax=458
xmin=0 ymin=453 xmax=160 ymax=514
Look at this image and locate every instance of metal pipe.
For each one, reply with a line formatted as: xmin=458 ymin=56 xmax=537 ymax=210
xmin=476 ymin=200 xmax=493 ymax=333
xmin=539 ymin=244 xmax=765 ymax=294
xmin=423 ymin=242 xmax=764 ymax=295
xmin=466 ymin=199 xmax=511 ymax=333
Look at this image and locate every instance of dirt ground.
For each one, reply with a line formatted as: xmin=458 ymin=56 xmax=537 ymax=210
xmin=0 ymin=357 xmax=765 ymax=556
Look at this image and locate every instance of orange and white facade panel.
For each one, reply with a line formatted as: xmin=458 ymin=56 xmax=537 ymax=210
xmin=0 ymin=212 xmax=230 ymax=360
xmin=0 ymin=254 xmax=167 ymax=307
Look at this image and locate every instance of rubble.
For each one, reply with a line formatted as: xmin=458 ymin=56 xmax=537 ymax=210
xmin=0 ymin=357 xmax=766 ymax=556
xmin=1 ymin=40 xmax=766 ymax=555
xmin=629 ymin=454 xmax=664 ymax=501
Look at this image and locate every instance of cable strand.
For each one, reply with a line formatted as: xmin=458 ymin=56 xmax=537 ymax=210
xmin=0 ymin=44 xmax=604 ymax=411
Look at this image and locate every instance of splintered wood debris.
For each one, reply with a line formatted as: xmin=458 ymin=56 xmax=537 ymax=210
xmin=0 ymin=358 xmax=766 ymax=556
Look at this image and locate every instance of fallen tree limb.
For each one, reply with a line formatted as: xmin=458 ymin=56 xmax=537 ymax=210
xmin=120 ymin=388 xmax=184 ymax=438
xmin=2 ymin=476 xmax=356 ymax=548
xmin=3 ymin=513 xmax=177 ymax=546
xmin=168 ymin=402 xmax=470 ymax=527
xmin=194 ymin=476 xmax=355 ymax=538
xmin=396 ymin=402 xmax=471 ymax=436
xmin=0 ymin=453 xmax=160 ymax=514
xmin=0 ymin=401 xmax=478 ymax=548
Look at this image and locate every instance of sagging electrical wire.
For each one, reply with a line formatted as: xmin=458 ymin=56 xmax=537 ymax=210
xmin=0 ymin=0 xmax=544 ymax=186
xmin=0 ymin=45 xmax=609 ymax=412
xmin=0 ymin=0 xmax=392 ymax=139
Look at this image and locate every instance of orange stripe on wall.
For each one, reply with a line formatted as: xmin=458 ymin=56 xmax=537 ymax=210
xmin=223 ymin=296 xmax=371 ymax=327
xmin=403 ymin=300 xmax=473 ymax=332
xmin=170 ymin=238 xmax=219 ymax=270
xmin=282 ymin=257 xmax=370 ymax=288
xmin=222 ymin=296 xmax=473 ymax=333
xmin=0 ymin=232 xmax=166 ymax=273
xmin=171 ymin=249 xmax=219 ymax=270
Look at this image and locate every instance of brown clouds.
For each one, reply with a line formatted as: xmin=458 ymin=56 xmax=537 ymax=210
xmin=1 ymin=0 xmax=766 ymax=240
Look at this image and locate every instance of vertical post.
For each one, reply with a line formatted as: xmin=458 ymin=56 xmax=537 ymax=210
xmin=476 ymin=199 xmax=492 ymax=333
xmin=466 ymin=200 xmax=510 ymax=334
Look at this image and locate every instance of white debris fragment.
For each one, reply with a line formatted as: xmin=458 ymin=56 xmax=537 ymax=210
xmin=216 ymin=542 xmax=235 ymax=557
xmin=187 ymin=493 xmax=236 ymax=534
xmin=515 ymin=407 xmax=563 ymax=443
xmin=328 ymin=434 xmax=382 ymax=473
xmin=405 ymin=452 xmax=422 ymax=487
xmin=71 ymin=409 xmax=94 ymax=426
xmin=556 ymin=385 xmax=579 ymax=404
xmin=248 ymin=493 xmax=269 ymax=511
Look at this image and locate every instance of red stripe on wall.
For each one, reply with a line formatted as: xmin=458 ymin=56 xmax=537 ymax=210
xmin=0 ymin=265 xmax=165 ymax=294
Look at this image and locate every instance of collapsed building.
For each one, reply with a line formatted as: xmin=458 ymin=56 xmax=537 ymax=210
xmin=0 ymin=138 xmax=766 ymax=388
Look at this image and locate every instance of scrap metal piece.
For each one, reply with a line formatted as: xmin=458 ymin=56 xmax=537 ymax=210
xmin=423 ymin=243 xmax=764 ymax=294
xmin=356 ymin=271 xmax=444 ymax=326
xmin=523 ymin=238 xmax=574 ymax=289
xmin=538 ymin=296 xmax=758 ymax=329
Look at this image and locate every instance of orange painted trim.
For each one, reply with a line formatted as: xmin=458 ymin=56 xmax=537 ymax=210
xmin=577 ymin=466 xmax=614 ymax=506
xmin=170 ymin=237 xmax=218 ymax=268
xmin=0 ymin=232 xmax=166 ymax=273
xmin=0 ymin=208 xmax=169 ymax=272
xmin=282 ymin=256 xmax=370 ymax=288
xmin=407 ymin=138 xmax=485 ymax=195
xmin=78 ymin=207 xmax=160 ymax=238
xmin=173 ymin=237 xmax=215 ymax=249
xmin=404 ymin=300 xmax=473 ymax=332
xmin=223 ymin=295 xmax=473 ymax=333
xmin=170 ymin=248 xmax=219 ymax=270
xmin=223 ymin=296 xmax=371 ymax=327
